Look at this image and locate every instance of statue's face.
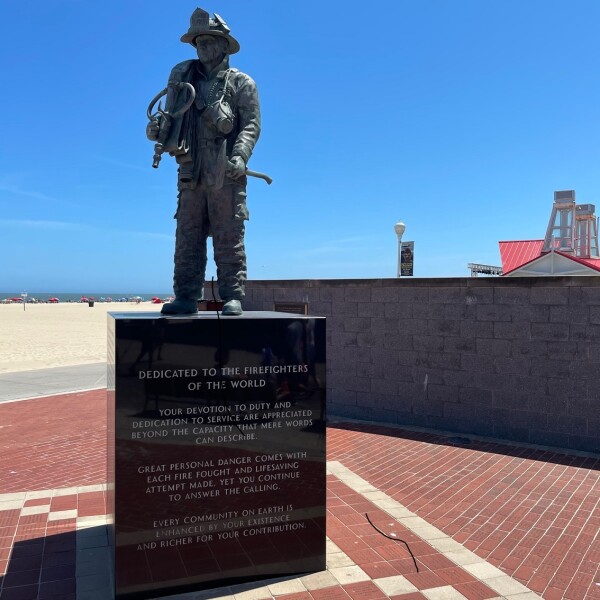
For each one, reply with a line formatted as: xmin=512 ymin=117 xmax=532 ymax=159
xmin=195 ymin=35 xmax=227 ymax=63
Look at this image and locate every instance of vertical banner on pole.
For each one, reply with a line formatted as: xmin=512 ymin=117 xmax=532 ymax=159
xmin=400 ymin=242 xmax=414 ymax=276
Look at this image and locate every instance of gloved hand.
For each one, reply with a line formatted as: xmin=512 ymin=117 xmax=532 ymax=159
xmin=146 ymin=116 xmax=169 ymax=142
xmin=226 ymin=156 xmax=246 ymax=180
xmin=146 ymin=118 xmax=160 ymax=141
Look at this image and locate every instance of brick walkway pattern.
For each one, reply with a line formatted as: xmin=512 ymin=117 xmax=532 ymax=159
xmin=328 ymin=423 xmax=600 ymax=600
xmin=0 ymin=391 xmax=598 ymax=600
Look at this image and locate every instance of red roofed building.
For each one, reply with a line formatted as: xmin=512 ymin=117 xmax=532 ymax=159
xmin=498 ymin=191 xmax=600 ymax=276
xmin=498 ymin=240 xmax=544 ymax=274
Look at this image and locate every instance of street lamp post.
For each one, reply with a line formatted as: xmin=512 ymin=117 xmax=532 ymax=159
xmin=394 ymin=221 xmax=405 ymax=277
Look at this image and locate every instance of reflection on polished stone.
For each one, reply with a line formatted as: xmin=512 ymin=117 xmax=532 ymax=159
xmin=108 ymin=311 xmax=326 ymax=599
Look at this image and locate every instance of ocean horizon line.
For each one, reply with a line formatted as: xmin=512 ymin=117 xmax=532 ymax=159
xmin=0 ymin=292 xmax=173 ymax=301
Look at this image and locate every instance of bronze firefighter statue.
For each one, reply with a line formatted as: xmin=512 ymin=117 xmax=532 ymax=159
xmin=147 ymin=8 xmax=268 ymax=316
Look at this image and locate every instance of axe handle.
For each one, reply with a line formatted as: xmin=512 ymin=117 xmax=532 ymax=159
xmin=246 ymin=169 xmax=272 ymax=185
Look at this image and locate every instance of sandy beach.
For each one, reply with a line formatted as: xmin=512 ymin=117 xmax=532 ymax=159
xmin=0 ymin=302 xmax=159 ymax=373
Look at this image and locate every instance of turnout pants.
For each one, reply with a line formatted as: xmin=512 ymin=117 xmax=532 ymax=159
xmin=172 ymin=181 xmax=248 ymax=302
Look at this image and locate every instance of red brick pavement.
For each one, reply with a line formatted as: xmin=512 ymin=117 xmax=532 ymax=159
xmin=327 ymin=422 xmax=600 ymax=600
xmin=326 ymin=476 xmax=499 ymax=599
xmin=1 ymin=392 xmax=600 ymax=599
xmin=0 ymin=391 xmax=107 ymax=493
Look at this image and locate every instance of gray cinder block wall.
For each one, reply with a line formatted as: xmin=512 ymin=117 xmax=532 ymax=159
xmin=243 ymin=277 xmax=600 ymax=454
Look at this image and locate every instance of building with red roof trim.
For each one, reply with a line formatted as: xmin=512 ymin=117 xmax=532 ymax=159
xmin=499 ymin=241 xmax=600 ymax=276
xmin=497 ymin=191 xmax=600 ymax=276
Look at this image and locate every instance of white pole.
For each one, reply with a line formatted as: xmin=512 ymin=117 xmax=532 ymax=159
xmin=394 ymin=221 xmax=406 ymax=277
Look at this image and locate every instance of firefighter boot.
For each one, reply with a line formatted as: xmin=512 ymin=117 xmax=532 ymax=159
xmin=222 ymin=299 xmax=242 ymax=316
xmin=161 ymin=298 xmax=198 ymax=315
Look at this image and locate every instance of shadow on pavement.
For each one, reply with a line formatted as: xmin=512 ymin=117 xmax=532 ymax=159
xmin=329 ymin=421 xmax=600 ymax=469
xmin=0 ymin=530 xmax=76 ymax=600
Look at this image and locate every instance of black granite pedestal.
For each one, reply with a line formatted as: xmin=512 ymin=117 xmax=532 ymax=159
xmin=107 ymin=311 xmax=326 ymax=600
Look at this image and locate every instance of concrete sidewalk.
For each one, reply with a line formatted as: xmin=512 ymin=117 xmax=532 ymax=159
xmin=0 ymin=363 xmax=106 ymax=403
xmin=0 ymin=385 xmax=598 ymax=599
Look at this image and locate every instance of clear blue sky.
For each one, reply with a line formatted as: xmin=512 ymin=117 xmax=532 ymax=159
xmin=1 ymin=1 xmax=598 ymax=292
